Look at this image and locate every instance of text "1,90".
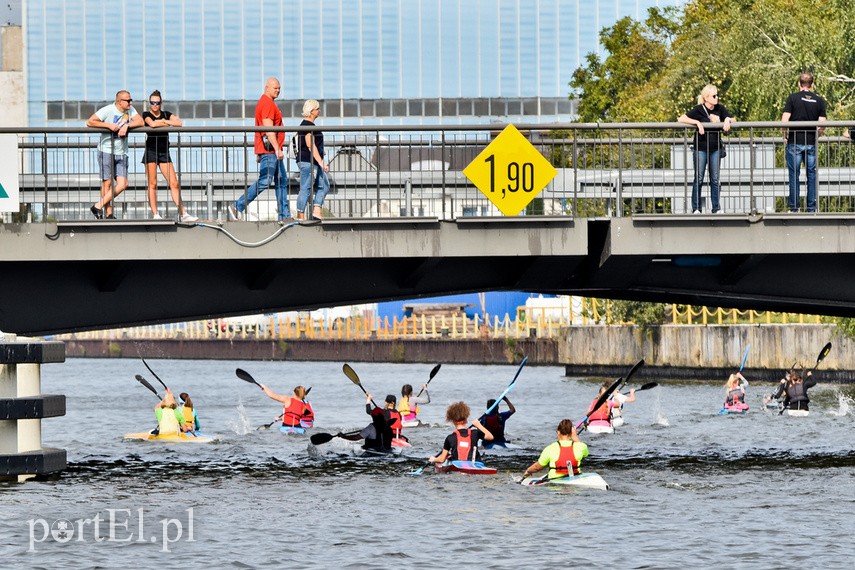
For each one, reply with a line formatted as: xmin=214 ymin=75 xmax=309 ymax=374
xmin=484 ymin=154 xmax=535 ymax=198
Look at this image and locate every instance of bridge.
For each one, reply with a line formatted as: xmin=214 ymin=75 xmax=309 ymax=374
xmin=2 ymin=121 xmax=855 ymax=336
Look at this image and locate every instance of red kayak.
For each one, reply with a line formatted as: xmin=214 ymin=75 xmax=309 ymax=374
xmin=435 ymin=460 xmax=497 ymax=475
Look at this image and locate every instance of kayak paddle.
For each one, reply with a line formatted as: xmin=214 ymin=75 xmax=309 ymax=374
xmin=343 ymin=363 xmax=378 ymax=407
xmin=135 ymin=374 xmax=162 ymax=400
xmin=620 ymin=381 xmax=658 ymax=395
xmin=310 ymin=429 xmax=363 ymax=446
xmin=416 ymin=364 xmax=442 ymax=398
xmin=236 ymin=368 xmax=263 ymax=389
xmin=780 ymin=342 xmax=831 ymax=415
xmin=577 ymin=358 xmax=645 ymax=432
xmin=739 ymin=344 xmax=750 ymax=372
xmin=409 ymin=356 xmax=528 ymax=476
xmin=142 ymin=357 xmax=170 ymax=392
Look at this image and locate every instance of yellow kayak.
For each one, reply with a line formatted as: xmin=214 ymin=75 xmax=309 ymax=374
xmin=124 ymin=431 xmax=215 ymax=443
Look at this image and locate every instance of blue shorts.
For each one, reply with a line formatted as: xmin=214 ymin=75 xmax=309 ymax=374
xmin=97 ymin=151 xmax=129 ymax=181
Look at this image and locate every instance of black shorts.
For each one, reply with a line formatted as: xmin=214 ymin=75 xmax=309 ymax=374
xmin=141 ymin=149 xmax=173 ymax=164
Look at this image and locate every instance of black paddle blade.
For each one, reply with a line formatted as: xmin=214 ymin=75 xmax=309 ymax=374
xmin=235 ymin=368 xmax=261 ymax=388
xmin=310 ymin=432 xmax=336 ymax=445
xmin=429 ymin=363 xmax=441 ymax=380
xmin=638 ymin=382 xmax=658 ymax=392
xmin=342 ymin=363 xmax=361 ymax=386
xmin=816 ymin=342 xmax=832 ymax=365
xmin=135 ymin=374 xmax=161 ymax=399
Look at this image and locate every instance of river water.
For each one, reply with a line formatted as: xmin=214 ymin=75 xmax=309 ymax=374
xmin=2 ymin=357 xmax=855 ymax=568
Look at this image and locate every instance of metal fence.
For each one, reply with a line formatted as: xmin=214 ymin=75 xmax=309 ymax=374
xmin=5 ymin=121 xmax=855 ymax=222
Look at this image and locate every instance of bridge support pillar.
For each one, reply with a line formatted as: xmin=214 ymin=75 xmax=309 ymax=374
xmin=0 ymin=334 xmax=67 ymax=482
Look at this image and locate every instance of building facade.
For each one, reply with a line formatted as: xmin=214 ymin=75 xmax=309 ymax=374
xmin=22 ymin=0 xmax=685 ymax=127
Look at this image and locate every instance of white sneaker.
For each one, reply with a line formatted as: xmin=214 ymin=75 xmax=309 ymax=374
xmin=180 ymin=212 xmax=199 ymax=223
xmin=692 ymin=210 xmax=701 ymax=214
xmin=227 ymin=204 xmax=241 ymax=221
xmin=714 ymin=209 xmax=724 ymax=214
xmin=246 ymin=211 xmax=259 ymax=222
xmin=152 ymin=212 xmax=163 ymax=220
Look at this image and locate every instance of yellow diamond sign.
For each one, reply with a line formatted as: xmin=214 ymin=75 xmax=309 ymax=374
xmin=463 ymin=124 xmax=558 ymax=216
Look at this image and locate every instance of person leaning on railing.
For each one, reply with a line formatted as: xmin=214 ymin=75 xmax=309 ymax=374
xmin=678 ymin=84 xmax=734 ymax=215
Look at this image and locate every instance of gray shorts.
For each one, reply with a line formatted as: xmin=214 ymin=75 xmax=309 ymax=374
xmin=97 ymin=151 xmax=129 ymax=181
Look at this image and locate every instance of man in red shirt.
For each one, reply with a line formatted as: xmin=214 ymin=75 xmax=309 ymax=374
xmin=228 ymin=77 xmax=292 ymax=222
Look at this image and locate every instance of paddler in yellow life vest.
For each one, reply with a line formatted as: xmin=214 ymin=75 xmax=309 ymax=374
xmin=178 ymin=392 xmax=201 ymax=433
xmin=260 ymin=384 xmax=313 ymax=428
xmin=398 ymin=383 xmax=430 ymax=423
xmin=521 ymin=419 xmax=589 ymax=481
xmin=154 ymin=389 xmax=184 ymax=436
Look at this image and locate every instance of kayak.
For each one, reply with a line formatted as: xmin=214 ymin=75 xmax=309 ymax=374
xmin=482 ymin=441 xmax=520 ymax=451
xmin=719 ymin=407 xmax=749 ymax=415
xmin=783 ymin=409 xmax=810 ymax=417
xmin=586 ymin=424 xmax=615 ymax=435
xmin=435 ymin=460 xmax=497 ymax=475
xmin=280 ymin=426 xmax=307 ymax=435
xmin=124 ymin=430 xmax=215 ymax=443
xmin=307 ymin=437 xmax=408 ymax=459
xmin=521 ymin=472 xmax=609 ymax=491
xmin=402 ymin=418 xmax=429 ymax=428
xmin=611 ymin=416 xmax=625 ymax=428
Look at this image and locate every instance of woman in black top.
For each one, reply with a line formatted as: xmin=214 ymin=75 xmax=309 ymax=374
xmin=142 ymin=90 xmax=196 ymax=222
xmin=294 ymin=99 xmax=330 ymax=220
xmin=678 ymin=84 xmax=735 ymax=214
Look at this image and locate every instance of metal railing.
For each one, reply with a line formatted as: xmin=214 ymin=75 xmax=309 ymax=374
xmin=4 ymin=121 xmax=855 ymax=222
xmin=53 ymin=299 xmax=825 ymax=342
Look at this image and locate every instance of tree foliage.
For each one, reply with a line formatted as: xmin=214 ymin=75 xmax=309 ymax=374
xmin=571 ymin=0 xmax=855 ymax=122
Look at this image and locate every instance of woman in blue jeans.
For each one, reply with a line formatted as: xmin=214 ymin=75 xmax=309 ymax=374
xmin=295 ymin=99 xmax=330 ymax=220
xmin=678 ymin=85 xmax=734 ymax=214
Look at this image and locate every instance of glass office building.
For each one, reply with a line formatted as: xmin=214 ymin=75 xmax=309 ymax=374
xmin=23 ymin=0 xmax=685 ymax=127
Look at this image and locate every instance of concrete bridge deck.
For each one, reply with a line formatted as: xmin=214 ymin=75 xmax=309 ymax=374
xmin=2 ymin=213 xmax=854 ymax=336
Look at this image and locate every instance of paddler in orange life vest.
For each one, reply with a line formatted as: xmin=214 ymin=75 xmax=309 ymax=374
xmin=178 ymin=392 xmax=201 ymax=433
xmin=478 ymin=396 xmax=515 ymax=447
xmin=362 ymin=394 xmax=403 ymax=451
xmin=585 ymin=381 xmax=618 ymax=430
xmin=398 ymin=383 xmax=430 ymax=423
xmin=259 ymin=384 xmax=314 ymax=429
xmin=428 ymin=401 xmax=494 ymax=465
xmin=521 ymin=418 xmax=589 ymax=481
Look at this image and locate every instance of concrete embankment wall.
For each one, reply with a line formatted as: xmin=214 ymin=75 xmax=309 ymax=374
xmin=560 ymin=324 xmax=854 ymax=383
xmin=62 ymin=324 xmax=855 ymax=382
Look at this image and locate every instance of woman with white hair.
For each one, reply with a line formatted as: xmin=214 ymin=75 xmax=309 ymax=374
xmin=678 ymin=85 xmax=735 ymax=214
xmin=294 ymin=99 xmax=330 ymax=220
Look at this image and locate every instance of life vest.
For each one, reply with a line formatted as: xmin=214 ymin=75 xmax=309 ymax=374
xmin=553 ymin=442 xmax=580 ymax=476
xmin=786 ymin=382 xmax=808 ymax=403
xmin=301 ymin=400 xmax=314 ymax=427
xmin=398 ymin=397 xmax=419 ymax=419
xmin=283 ymin=398 xmax=308 ymax=427
xmin=726 ymin=387 xmax=744 ymax=405
xmin=181 ymin=406 xmax=194 ymax=424
xmin=482 ymin=413 xmax=505 ymax=441
xmin=157 ymin=406 xmax=180 ymax=435
xmin=453 ymin=429 xmax=475 ymax=461
xmin=387 ymin=408 xmax=403 ymax=436
xmin=588 ymin=398 xmax=612 ymax=423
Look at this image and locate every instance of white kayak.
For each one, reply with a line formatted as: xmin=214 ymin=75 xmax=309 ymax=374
xmin=521 ymin=472 xmax=609 ymax=491
xmin=611 ymin=416 xmax=625 ymax=428
xmin=586 ymin=424 xmax=615 ymax=435
xmin=783 ymin=409 xmax=810 ymax=417
xmin=401 ymin=418 xmax=429 ymax=428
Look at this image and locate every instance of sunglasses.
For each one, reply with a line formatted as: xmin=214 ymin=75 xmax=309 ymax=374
xmin=149 ymin=100 xmax=162 ymax=105
xmin=120 ymin=98 xmax=133 ymax=103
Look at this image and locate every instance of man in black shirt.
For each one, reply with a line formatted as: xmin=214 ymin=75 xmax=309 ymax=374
xmin=781 ymin=71 xmax=827 ymax=213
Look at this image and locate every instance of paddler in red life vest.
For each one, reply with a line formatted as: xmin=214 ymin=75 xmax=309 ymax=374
xmin=521 ymin=418 xmax=589 ymax=481
xmin=428 ymin=401 xmax=494 ymax=465
xmin=259 ymin=384 xmax=313 ymax=429
xmin=585 ymin=381 xmax=618 ymax=430
xmin=362 ymin=394 xmax=403 ymax=451
xmin=398 ymin=383 xmax=430 ymax=423
xmin=478 ymin=396 xmax=515 ymax=447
